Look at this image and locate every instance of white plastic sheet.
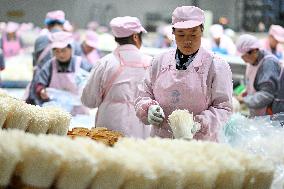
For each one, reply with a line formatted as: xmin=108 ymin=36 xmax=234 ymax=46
xmin=219 ymin=113 xmax=284 ymax=188
xmin=42 ymin=88 xmax=81 ymax=112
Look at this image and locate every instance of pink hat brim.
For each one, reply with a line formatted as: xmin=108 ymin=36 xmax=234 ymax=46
xmin=86 ymin=40 xmax=98 ymax=49
xmin=51 ymin=42 xmax=69 ymax=49
xmin=173 ymin=20 xmax=203 ymax=29
xmin=274 ymin=35 xmax=284 ymax=43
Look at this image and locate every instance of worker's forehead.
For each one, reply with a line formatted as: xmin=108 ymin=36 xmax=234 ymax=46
xmin=174 ymin=26 xmax=200 ymax=33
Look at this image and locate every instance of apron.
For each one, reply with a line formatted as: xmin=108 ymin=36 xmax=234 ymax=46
xmin=152 ymin=49 xmax=214 ymax=140
xmin=49 ymin=57 xmax=89 ymax=115
xmin=245 ymin=54 xmax=276 ymax=116
xmin=2 ymin=33 xmax=21 ymax=58
xmin=95 ymin=46 xmax=150 ymax=137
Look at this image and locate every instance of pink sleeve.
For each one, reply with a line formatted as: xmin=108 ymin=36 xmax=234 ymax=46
xmin=134 ymin=88 xmax=158 ymax=125
xmin=194 ymin=57 xmax=233 ymax=141
xmin=134 ymin=57 xmax=160 ymax=125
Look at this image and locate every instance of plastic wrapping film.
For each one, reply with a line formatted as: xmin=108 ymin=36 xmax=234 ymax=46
xmin=42 ymin=88 xmax=82 ymax=112
xmin=219 ymin=113 xmax=284 ymax=188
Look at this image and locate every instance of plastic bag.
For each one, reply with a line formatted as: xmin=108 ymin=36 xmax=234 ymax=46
xmin=75 ymin=68 xmax=90 ymax=89
xmin=219 ymin=113 xmax=284 ymax=187
xmin=42 ymin=88 xmax=81 ymax=112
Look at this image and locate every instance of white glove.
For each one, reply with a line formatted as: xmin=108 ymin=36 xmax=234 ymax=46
xmin=191 ymin=122 xmax=201 ymax=135
xmin=148 ymin=105 xmax=165 ymax=126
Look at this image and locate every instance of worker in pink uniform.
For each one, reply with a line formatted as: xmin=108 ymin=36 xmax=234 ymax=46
xmin=81 ymin=16 xmax=152 ymax=138
xmin=34 ymin=32 xmax=92 ymax=115
xmin=135 ymin=6 xmax=233 ymax=141
xmin=236 ymin=34 xmax=281 ymax=117
xmin=26 ymin=10 xmax=66 ymax=105
xmin=63 ymin=20 xmax=81 ymax=42
xmin=209 ymin=24 xmax=236 ymax=55
xmin=77 ymin=30 xmax=101 ymax=65
xmin=0 ymin=22 xmax=23 ymax=58
xmin=260 ymin=25 xmax=284 ymax=60
xmin=26 ymin=11 xmax=81 ymax=104
xmin=34 ymin=10 xmax=66 ymax=68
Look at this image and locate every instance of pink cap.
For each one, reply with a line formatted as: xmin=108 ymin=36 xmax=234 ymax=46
xmin=50 ymin=31 xmax=73 ymax=49
xmin=19 ymin=23 xmax=34 ymax=32
xmin=172 ymin=6 xmax=205 ymax=29
xmin=236 ymin=34 xmax=260 ymax=55
xmin=210 ymin=24 xmax=224 ymax=38
xmin=6 ymin=22 xmax=19 ymax=33
xmin=45 ymin=10 xmax=65 ymax=24
xmin=63 ymin=20 xmax=73 ymax=32
xmin=85 ymin=30 xmax=99 ymax=48
xmin=269 ymin=25 xmax=284 ymax=43
xmin=87 ymin=21 xmax=99 ymax=30
xmin=110 ymin=16 xmax=147 ymax=38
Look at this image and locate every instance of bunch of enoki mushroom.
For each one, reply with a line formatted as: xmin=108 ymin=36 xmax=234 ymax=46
xmin=0 ymin=93 xmax=71 ymax=135
xmin=0 ymin=129 xmax=275 ymax=189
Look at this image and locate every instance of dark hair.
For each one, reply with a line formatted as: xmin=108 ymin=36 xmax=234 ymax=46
xmin=246 ymin=48 xmax=259 ymax=54
xmin=172 ymin=24 xmax=204 ymax=32
xmin=114 ymin=32 xmax=142 ymax=45
xmin=52 ymin=44 xmax=72 ymax=50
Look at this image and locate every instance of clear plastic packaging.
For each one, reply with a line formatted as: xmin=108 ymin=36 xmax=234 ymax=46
xmin=42 ymin=88 xmax=81 ymax=112
xmin=219 ymin=113 xmax=284 ymax=188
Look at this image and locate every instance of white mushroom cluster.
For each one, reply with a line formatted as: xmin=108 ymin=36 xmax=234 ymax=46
xmin=0 ymin=129 xmax=275 ymax=189
xmin=168 ymin=109 xmax=200 ymax=140
xmin=0 ymin=94 xmax=70 ymax=135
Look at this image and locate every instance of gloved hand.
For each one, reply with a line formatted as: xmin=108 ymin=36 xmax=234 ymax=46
xmin=148 ymin=105 xmax=165 ymax=126
xmin=191 ymin=122 xmax=201 ymax=136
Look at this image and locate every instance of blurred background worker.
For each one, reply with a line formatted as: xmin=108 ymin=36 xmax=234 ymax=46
xmin=260 ymin=25 xmax=284 ymax=60
xmin=154 ymin=25 xmax=175 ymax=48
xmin=236 ymin=34 xmax=281 ymax=117
xmin=81 ymin=16 xmax=152 ymax=139
xmin=33 ymin=10 xmax=66 ymax=68
xmin=76 ymin=30 xmax=101 ymax=65
xmin=209 ymin=24 xmax=236 ymax=55
xmin=25 ymin=10 xmax=66 ymax=105
xmin=135 ymin=6 xmax=233 ymax=141
xmin=0 ymin=22 xmax=24 ymax=58
xmin=63 ymin=20 xmax=81 ymax=42
xmin=34 ymin=31 xmax=92 ymax=115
